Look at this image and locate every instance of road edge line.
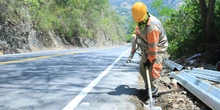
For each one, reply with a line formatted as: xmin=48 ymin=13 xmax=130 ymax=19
xmin=62 ymin=47 xmax=130 ymax=110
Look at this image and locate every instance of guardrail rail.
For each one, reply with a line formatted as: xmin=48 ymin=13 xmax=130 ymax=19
xmin=165 ymin=60 xmax=185 ymax=71
xmin=186 ymin=68 xmax=220 ymax=82
xmin=170 ymin=71 xmax=220 ymax=110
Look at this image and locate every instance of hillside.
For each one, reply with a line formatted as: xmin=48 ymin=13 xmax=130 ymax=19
xmin=109 ymin=0 xmax=183 ymax=25
xmin=110 ymin=0 xmax=183 ymax=14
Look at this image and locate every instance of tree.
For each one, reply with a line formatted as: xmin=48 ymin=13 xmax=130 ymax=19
xmin=199 ymin=0 xmax=216 ymax=63
xmin=151 ymin=0 xmax=175 ymax=21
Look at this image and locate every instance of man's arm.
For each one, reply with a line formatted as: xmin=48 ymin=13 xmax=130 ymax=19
xmin=146 ymin=27 xmax=160 ymax=63
xmin=127 ymin=34 xmax=137 ymax=63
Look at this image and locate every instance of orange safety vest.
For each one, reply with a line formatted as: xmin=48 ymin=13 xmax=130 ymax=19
xmin=138 ymin=14 xmax=168 ymax=78
xmin=138 ymin=15 xmax=168 ymax=63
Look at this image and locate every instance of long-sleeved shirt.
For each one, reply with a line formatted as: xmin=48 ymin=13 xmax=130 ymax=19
xmin=137 ymin=14 xmax=168 ymax=63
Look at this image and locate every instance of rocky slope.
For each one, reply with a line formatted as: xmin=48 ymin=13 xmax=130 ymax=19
xmin=0 ymin=19 xmax=124 ymax=54
xmin=0 ymin=2 xmax=125 ymax=55
xmin=0 ymin=19 xmax=63 ymax=54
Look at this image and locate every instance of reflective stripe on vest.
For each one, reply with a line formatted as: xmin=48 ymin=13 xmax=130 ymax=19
xmin=138 ymin=15 xmax=168 ymax=62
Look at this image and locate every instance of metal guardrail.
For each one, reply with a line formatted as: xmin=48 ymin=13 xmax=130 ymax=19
xmin=165 ymin=60 xmax=185 ymax=71
xmin=170 ymin=71 xmax=220 ymax=110
xmin=186 ymin=68 xmax=220 ymax=82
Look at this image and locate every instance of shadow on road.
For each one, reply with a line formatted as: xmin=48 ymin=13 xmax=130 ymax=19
xmin=107 ymin=85 xmax=136 ymax=95
xmin=107 ymin=85 xmax=178 ymax=104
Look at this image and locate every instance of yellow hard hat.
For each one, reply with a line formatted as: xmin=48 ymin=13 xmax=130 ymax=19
xmin=131 ymin=2 xmax=147 ymax=22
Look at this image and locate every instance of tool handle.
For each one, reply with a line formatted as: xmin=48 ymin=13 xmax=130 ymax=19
xmin=146 ymin=68 xmax=153 ymax=109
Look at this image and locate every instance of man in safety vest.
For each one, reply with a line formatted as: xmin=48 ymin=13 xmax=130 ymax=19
xmin=131 ymin=2 xmax=168 ymax=93
xmin=0 ymin=48 xmax=3 ymax=55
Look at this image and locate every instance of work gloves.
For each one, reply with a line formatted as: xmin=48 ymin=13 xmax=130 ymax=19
xmin=144 ymin=59 xmax=151 ymax=68
xmin=126 ymin=52 xmax=134 ymax=63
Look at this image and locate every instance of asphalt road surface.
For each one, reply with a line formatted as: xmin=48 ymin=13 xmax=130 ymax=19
xmin=0 ymin=45 xmax=141 ymax=110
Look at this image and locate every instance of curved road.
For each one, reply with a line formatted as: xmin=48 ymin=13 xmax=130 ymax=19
xmin=0 ymin=45 xmax=141 ymax=110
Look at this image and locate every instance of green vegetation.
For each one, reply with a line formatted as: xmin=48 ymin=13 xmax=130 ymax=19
xmin=126 ymin=21 xmax=136 ymax=42
xmin=164 ymin=0 xmax=201 ymax=58
xmin=164 ymin=0 xmax=220 ymax=63
xmin=152 ymin=0 xmax=175 ymax=17
xmin=0 ymin=0 xmax=126 ymax=44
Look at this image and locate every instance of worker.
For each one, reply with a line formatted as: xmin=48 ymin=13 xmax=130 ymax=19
xmin=0 ymin=48 xmax=3 ymax=55
xmin=126 ymin=27 xmax=141 ymax=63
xmin=131 ymin=2 xmax=169 ymax=94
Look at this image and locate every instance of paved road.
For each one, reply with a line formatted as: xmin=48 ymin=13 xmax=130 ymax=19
xmin=0 ymin=45 xmax=141 ymax=110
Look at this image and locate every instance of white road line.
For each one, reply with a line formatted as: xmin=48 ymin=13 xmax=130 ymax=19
xmin=62 ymin=47 xmax=131 ymax=110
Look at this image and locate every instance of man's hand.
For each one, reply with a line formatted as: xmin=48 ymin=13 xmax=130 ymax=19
xmin=126 ymin=57 xmax=132 ymax=63
xmin=144 ymin=59 xmax=150 ymax=67
xmin=126 ymin=52 xmax=134 ymax=63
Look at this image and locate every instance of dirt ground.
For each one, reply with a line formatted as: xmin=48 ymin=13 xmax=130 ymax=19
xmin=128 ymin=53 xmax=220 ymax=110
xmin=132 ymin=65 xmax=214 ymax=110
